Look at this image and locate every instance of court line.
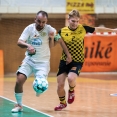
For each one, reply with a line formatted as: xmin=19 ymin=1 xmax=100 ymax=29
xmin=0 ymin=96 xmax=53 ymax=117
xmin=110 ymin=93 xmax=117 ymax=96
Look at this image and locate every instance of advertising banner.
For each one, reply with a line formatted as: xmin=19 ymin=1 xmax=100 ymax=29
xmin=66 ymin=0 xmax=94 ymax=14
xmin=82 ymin=34 xmax=117 ymax=72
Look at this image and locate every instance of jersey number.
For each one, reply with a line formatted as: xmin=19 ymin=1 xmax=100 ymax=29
xmin=72 ymin=36 xmax=75 ymax=41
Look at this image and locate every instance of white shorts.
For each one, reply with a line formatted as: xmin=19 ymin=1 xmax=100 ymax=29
xmin=16 ymin=59 xmax=50 ymax=79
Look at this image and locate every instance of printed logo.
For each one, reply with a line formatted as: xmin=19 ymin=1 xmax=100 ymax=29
xmin=41 ymin=32 xmax=47 ymax=37
xmin=65 ymin=33 xmax=68 ymax=36
xmin=31 ymin=38 xmax=42 ymax=46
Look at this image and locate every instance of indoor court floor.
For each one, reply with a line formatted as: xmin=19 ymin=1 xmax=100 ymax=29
xmin=0 ymin=73 xmax=117 ymax=117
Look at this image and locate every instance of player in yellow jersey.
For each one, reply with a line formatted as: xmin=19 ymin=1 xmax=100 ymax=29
xmin=54 ymin=9 xmax=117 ymax=111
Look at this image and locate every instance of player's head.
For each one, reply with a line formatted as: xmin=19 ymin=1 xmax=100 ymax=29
xmin=35 ymin=10 xmax=48 ymax=31
xmin=68 ymin=9 xmax=80 ymax=30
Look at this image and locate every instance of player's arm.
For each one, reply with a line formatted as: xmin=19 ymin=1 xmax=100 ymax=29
xmin=84 ymin=25 xmax=117 ymax=34
xmin=95 ymin=27 xmax=117 ymax=33
xmin=49 ymin=31 xmax=55 ymax=48
xmin=55 ymin=36 xmax=72 ymax=64
xmin=59 ymin=38 xmax=72 ymax=64
xmin=17 ymin=39 xmax=35 ymax=54
xmin=17 ymin=39 xmax=29 ymax=48
xmin=54 ymin=32 xmax=72 ymax=64
xmin=17 ymin=26 xmax=36 ymax=54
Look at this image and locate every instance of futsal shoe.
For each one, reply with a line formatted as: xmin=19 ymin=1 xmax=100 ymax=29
xmin=11 ymin=104 xmax=23 ymax=113
xmin=36 ymin=92 xmax=41 ymax=97
xmin=12 ymin=112 xmax=23 ymax=117
xmin=67 ymin=90 xmax=75 ymax=104
xmin=54 ymin=102 xmax=67 ymax=111
xmin=36 ymin=92 xmax=43 ymax=97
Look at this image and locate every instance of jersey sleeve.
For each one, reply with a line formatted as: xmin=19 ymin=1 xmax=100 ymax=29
xmin=19 ymin=26 xmax=30 ymax=41
xmin=83 ymin=26 xmax=95 ymax=33
xmin=48 ymin=25 xmax=56 ymax=36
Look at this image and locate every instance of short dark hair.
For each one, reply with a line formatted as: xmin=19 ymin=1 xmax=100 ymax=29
xmin=36 ymin=10 xmax=48 ymax=19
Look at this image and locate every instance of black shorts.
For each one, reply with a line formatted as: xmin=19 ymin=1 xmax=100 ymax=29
xmin=57 ymin=60 xmax=83 ymax=76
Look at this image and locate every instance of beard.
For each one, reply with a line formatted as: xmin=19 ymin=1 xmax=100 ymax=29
xmin=36 ymin=25 xmax=43 ymax=31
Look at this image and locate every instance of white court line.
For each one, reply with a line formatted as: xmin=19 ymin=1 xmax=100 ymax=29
xmin=110 ymin=93 xmax=117 ymax=96
xmin=0 ymin=96 xmax=53 ymax=117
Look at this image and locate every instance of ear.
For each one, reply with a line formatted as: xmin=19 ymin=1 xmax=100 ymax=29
xmin=67 ymin=18 xmax=70 ymax=23
xmin=34 ymin=17 xmax=36 ymax=22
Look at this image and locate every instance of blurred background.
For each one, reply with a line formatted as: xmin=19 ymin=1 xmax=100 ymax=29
xmin=0 ymin=0 xmax=117 ymax=76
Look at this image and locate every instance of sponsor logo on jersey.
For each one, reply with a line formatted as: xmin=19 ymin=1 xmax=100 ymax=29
xmin=31 ymin=38 xmax=42 ymax=46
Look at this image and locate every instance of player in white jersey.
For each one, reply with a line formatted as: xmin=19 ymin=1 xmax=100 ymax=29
xmin=11 ymin=10 xmax=72 ymax=113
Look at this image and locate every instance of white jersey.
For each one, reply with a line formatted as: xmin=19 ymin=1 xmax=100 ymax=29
xmin=19 ymin=23 xmax=56 ymax=62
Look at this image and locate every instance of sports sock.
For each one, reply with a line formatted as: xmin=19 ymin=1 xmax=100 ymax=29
xmin=69 ymin=85 xmax=75 ymax=92
xmin=59 ymin=96 xmax=66 ymax=104
xmin=15 ymin=93 xmax=23 ymax=106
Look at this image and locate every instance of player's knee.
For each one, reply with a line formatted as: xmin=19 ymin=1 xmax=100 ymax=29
xmin=16 ymin=78 xmax=26 ymax=86
xmin=57 ymin=82 xmax=65 ymax=90
xmin=68 ymin=76 xmax=75 ymax=83
xmin=16 ymin=72 xmax=27 ymax=85
xmin=68 ymin=72 xmax=77 ymax=83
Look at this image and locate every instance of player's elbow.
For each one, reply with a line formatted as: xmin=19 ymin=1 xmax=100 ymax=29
xmin=17 ymin=41 xmax=20 ymax=46
xmin=17 ymin=40 xmax=26 ymax=48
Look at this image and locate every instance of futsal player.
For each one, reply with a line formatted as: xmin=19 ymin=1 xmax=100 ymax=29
xmin=11 ymin=10 xmax=72 ymax=113
xmin=55 ymin=9 xmax=117 ymax=111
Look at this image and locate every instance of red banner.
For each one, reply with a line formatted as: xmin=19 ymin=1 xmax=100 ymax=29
xmin=82 ymin=34 xmax=117 ymax=72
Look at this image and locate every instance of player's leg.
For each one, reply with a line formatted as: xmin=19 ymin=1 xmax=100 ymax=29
xmin=67 ymin=63 xmax=82 ymax=104
xmin=67 ymin=71 xmax=77 ymax=104
xmin=54 ymin=73 xmax=67 ymax=111
xmin=11 ymin=73 xmax=27 ymax=112
xmin=33 ymin=61 xmax=50 ymax=96
xmin=54 ymin=60 xmax=71 ymax=111
xmin=11 ymin=62 xmax=33 ymax=112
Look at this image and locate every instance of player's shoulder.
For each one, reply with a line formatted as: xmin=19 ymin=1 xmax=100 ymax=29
xmin=45 ymin=24 xmax=54 ymax=29
xmin=61 ymin=26 xmax=68 ymax=30
xmin=61 ymin=26 xmax=69 ymax=32
xmin=25 ymin=23 xmax=35 ymax=30
xmin=45 ymin=24 xmax=56 ymax=32
xmin=77 ymin=24 xmax=87 ymax=31
xmin=27 ymin=23 xmax=35 ymax=28
xmin=77 ymin=24 xmax=85 ymax=29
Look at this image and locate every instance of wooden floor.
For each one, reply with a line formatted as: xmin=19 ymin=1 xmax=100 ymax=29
xmin=0 ymin=73 xmax=117 ymax=117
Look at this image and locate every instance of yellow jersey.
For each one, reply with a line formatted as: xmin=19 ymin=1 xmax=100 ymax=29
xmin=59 ymin=24 xmax=95 ymax=62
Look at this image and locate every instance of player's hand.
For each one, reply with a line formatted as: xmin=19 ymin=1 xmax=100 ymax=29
xmin=66 ymin=54 xmax=72 ymax=65
xmin=27 ymin=45 xmax=36 ymax=55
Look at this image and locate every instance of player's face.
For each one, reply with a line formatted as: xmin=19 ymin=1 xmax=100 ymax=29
xmin=35 ymin=14 xmax=47 ymax=31
xmin=68 ymin=16 xmax=80 ymax=30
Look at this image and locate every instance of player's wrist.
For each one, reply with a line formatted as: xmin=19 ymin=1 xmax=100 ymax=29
xmin=27 ymin=44 xmax=31 ymax=49
xmin=54 ymin=34 xmax=61 ymax=41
